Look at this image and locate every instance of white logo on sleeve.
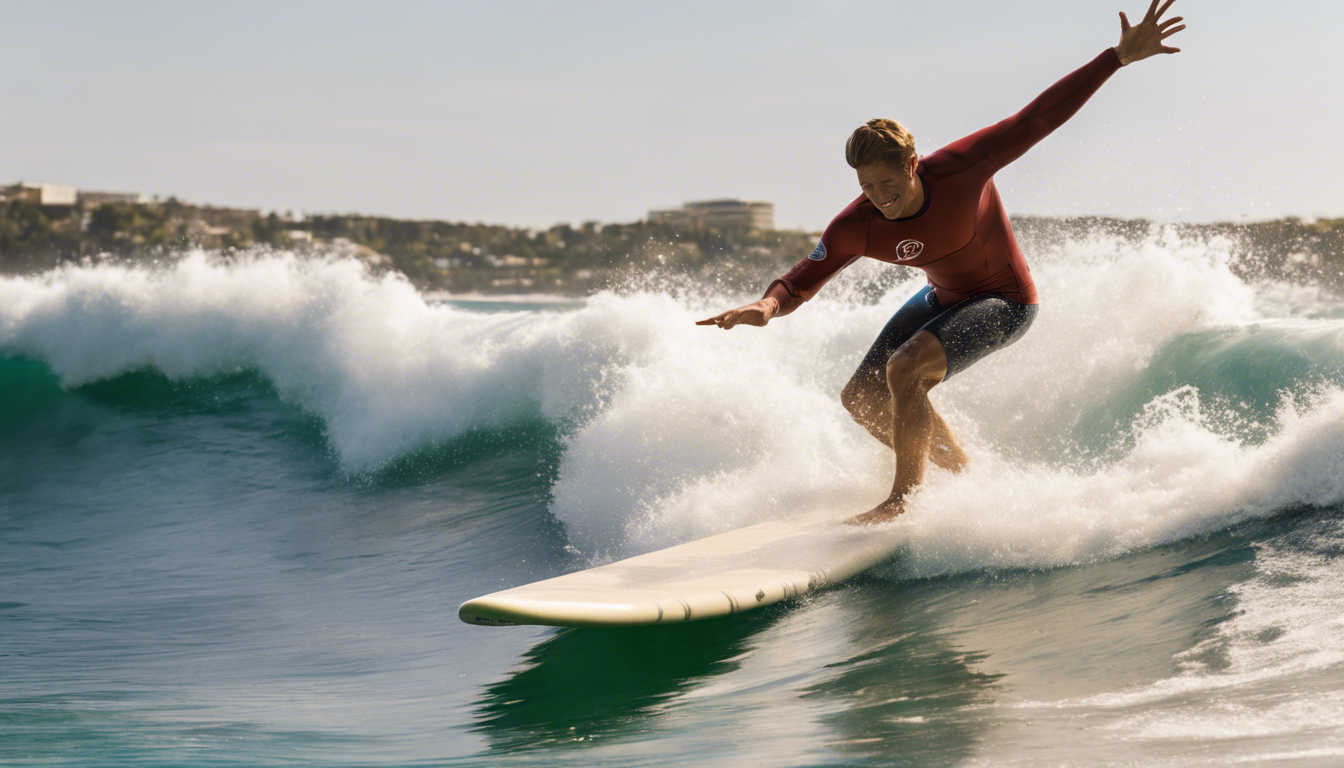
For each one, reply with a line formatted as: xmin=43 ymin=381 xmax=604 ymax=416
xmin=894 ymin=239 xmax=925 ymax=261
xmin=808 ymin=241 xmax=827 ymax=261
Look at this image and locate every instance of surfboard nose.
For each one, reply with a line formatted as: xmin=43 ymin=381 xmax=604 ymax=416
xmin=459 ymin=592 xmax=665 ymax=627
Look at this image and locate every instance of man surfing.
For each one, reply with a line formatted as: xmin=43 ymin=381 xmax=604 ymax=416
xmin=698 ymin=2 xmax=1186 ymax=524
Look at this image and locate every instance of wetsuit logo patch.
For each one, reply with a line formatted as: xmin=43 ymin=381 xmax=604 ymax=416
xmin=808 ymin=241 xmax=827 ymax=261
xmin=894 ymin=239 xmax=925 ymax=261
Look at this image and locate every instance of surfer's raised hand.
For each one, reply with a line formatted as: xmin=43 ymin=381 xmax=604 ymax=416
xmin=1114 ymin=0 xmax=1185 ymax=65
xmin=696 ymin=297 xmax=779 ymax=330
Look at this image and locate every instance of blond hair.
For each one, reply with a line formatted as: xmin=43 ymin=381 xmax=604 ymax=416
xmin=846 ymin=118 xmax=916 ymax=169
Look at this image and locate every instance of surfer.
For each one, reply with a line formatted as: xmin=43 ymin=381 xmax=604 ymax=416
xmin=697 ymin=1 xmax=1185 ymax=524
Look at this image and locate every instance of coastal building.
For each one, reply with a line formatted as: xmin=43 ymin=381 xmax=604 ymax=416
xmin=0 ymin=182 xmax=143 ymax=208
xmin=79 ymin=190 xmax=144 ymax=207
xmin=648 ymin=199 xmax=774 ymax=230
xmin=2 ymin=181 xmax=78 ymax=206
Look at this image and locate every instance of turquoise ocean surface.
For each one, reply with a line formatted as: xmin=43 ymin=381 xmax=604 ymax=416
xmin=4 ymin=227 xmax=1344 ymax=766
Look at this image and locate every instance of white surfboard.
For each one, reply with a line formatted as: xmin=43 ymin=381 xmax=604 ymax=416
xmin=459 ymin=511 xmax=906 ymax=627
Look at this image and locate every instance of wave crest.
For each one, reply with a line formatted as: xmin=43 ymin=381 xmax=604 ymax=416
xmin=3 ymin=229 xmax=1342 ymax=573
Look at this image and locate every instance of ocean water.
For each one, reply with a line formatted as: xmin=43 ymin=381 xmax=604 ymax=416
xmin=3 ymin=227 xmax=1344 ymax=766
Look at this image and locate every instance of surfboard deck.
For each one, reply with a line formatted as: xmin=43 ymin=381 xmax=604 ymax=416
xmin=459 ymin=511 xmax=906 ymax=627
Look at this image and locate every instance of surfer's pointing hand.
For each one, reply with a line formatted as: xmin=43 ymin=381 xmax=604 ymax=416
xmin=696 ymin=297 xmax=780 ymax=329
xmin=1114 ymin=0 xmax=1185 ymax=65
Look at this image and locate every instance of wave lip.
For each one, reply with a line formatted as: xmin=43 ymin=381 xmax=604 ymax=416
xmin=0 ymin=251 xmax=611 ymax=469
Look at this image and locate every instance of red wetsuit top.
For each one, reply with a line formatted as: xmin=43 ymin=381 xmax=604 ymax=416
xmin=765 ymin=48 xmax=1123 ymax=314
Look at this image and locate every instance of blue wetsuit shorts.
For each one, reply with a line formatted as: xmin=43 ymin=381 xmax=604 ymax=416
xmin=854 ymin=286 xmax=1038 ymax=384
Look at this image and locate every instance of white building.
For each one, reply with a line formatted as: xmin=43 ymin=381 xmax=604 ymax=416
xmin=3 ymin=181 xmax=78 ymax=206
xmin=648 ymin=199 xmax=774 ymax=230
xmin=80 ymin=190 xmax=144 ymax=207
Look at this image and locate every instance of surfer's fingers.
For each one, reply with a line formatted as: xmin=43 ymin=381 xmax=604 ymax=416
xmin=1145 ymin=0 xmax=1163 ymax=22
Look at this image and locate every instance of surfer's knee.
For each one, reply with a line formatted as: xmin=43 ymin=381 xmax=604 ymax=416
xmin=885 ymin=335 xmax=945 ymax=395
xmin=885 ymin=349 xmax=921 ymax=396
xmin=841 ymin=375 xmax=878 ymax=416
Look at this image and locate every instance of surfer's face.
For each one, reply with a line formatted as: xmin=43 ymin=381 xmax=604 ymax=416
xmin=857 ymin=157 xmax=920 ymax=220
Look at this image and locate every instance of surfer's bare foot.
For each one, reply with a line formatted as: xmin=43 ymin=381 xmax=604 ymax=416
xmin=845 ymin=496 xmax=906 ymax=525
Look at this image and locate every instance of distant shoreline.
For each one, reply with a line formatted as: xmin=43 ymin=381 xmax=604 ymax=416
xmin=3 ymin=196 xmax=1343 ymax=299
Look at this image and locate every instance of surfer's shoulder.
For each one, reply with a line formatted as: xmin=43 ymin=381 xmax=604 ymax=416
xmin=818 ymin=195 xmax=875 ymax=256
xmin=915 ymin=150 xmax=964 ymax=182
xmin=833 ymin=194 xmax=878 ymax=224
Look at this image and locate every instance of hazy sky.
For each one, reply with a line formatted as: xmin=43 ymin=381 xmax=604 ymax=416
xmin=4 ymin=0 xmax=1340 ymax=231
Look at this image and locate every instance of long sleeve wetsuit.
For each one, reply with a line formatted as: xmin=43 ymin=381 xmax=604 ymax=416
xmin=764 ymin=48 xmax=1123 ymax=314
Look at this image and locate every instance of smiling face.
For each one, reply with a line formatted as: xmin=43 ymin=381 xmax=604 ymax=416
xmin=857 ymin=156 xmax=922 ymax=220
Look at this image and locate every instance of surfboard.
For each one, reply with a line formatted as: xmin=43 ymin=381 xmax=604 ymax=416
xmin=459 ymin=510 xmax=906 ymax=627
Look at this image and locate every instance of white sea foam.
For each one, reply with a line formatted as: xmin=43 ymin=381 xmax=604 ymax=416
xmin=552 ymin=226 xmax=1344 ymax=561
xmin=2 ymin=231 xmax=1343 ymax=571
xmin=890 ymin=385 xmax=1344 ymax=579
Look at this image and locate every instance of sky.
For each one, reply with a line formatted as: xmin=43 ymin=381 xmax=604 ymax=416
xmin=3 ymin=0 xmax=1341 ymax=232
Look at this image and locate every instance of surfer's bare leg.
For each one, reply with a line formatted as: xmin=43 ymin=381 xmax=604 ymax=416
xmin=928 ymin=410 xmax=969 ymax=471
xmin=842 ymin=368 xmax=967 ymax=471
xmin=847 ymin=331 xmax=948 ymax=525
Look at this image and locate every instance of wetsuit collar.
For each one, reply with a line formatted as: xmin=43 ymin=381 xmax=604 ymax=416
xmin=891 ymin=172 xmax=932 ymax=222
